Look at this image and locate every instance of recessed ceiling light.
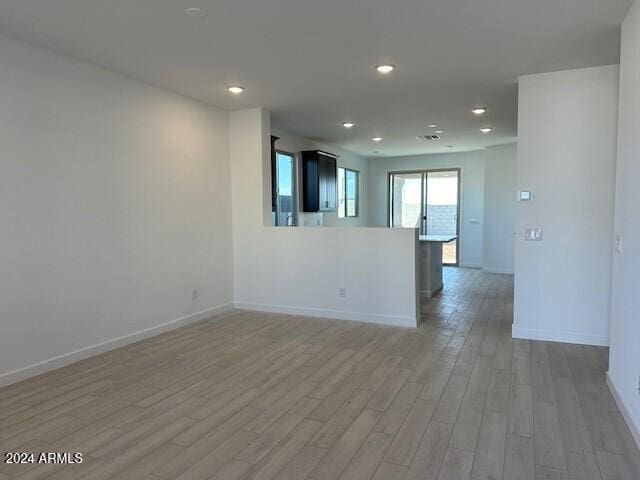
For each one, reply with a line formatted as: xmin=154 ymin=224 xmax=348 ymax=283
xmin=472 ymin=107 xmax=487 ymax=115
xmin=185 ymin=7 xmax=207 ymax=17
xmin=227 ymin=86 xmax=245 ymax=94
xmin=372 ymin=137 xmax=383 ymax=142
xmin=375 ymin=64 xmax=395 ymax=74
xmin=480 ymin=127 xmax=493 ymax=133
xmin=435 ymin=130 xmax=444 ymax=134
xmin=342 ymin=122 xmax=355 ymax=128
xmin=428 ymin=124 xmax=438 ymax=128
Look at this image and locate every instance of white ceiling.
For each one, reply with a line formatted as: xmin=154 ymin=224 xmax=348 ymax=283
xmin=0 ymin=0 xmax=631 ymax=157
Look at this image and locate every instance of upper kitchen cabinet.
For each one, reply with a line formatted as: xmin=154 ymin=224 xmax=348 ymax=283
xmin=301 ymin=150 xmax=338 ymax=212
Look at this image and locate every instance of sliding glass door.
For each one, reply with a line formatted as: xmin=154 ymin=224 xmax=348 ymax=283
xmin=389 ymin=173 xmax=423 ymax=229
xmin=425 ymin=170 xmax=459 ymax=265
xmin=389 ymin=169 xmax=460 ymax=265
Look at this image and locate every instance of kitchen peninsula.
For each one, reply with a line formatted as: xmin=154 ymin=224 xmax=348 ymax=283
xmin=418 ymin=235 xmax=457 ymax=299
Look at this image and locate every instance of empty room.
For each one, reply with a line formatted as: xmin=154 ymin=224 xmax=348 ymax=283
xmin=1 ymin=0 xmax=639 ymax=479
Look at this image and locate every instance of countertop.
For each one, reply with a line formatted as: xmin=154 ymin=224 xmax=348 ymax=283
xmin=418 ymin=235 xmax=458 ymax=243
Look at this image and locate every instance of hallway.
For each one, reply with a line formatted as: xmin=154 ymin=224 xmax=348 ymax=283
xmin=421 ymin=267 xmax=638 ymax=479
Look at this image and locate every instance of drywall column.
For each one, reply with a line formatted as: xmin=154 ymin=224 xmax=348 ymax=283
xmin=513 ymin=66 xmax=618 ymax=346
xmin=229 ymin=108 xmax=272 ymax=303
xmin=608 ymin=0 xmax=640 ymax=448
xmin=483 ymin=143 xmax=517 ymax=274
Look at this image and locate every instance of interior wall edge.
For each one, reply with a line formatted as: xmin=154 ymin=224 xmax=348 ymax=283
xmin=0 ymin=303 xmax=234 ymax=388
xmin=607 ymin=373 xmax=640 ymax=450
xmin=607 ymin=0 xmax=640 ymax=445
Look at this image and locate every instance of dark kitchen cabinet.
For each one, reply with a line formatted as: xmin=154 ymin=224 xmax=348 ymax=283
xmin=301 ymin=150 xmax=338 ymax=212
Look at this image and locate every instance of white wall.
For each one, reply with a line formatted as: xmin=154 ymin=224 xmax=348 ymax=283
xmin=483 ymin=143 xmax=517 ymax=274
xmin=272 ymin=128 xmax=369 ymax=227
xmin=367 ymin=151 xmax=485 ymax=268
xmin=608 ymin=0 xmax=640 ymax=448
xmin=0 ymin=35 xmax=233 ymax=385
xmin=514 ymin=65 xmax=619 ymax=346
xmin=232 ymin=109 xmax=419 ymax=327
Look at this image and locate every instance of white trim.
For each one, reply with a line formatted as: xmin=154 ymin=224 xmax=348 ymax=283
xmin=0 ymin=303 xmax=233 ymax=388
xmin=234 ymin=301 xmax=418 ymax=328
xmin=482 ymin=267 xmax=514 ymax=275
xmin=512 ymin=325 xmax=609 ymax=347
xmin=420 ymin=287 xmax=443 ymax=299
xmin=606 ymin=372 xmax=640 ymax=450
xmin=460 ymin=262 xmax=482 ymax=269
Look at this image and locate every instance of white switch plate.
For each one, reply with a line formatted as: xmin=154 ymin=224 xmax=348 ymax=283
xmin=525 ymin=228 xmax=543 ymax=241
xmin=519 ymin=190 xmax=532 ymax=201
xmin=614 ymin=235 xmax=622 ymax=253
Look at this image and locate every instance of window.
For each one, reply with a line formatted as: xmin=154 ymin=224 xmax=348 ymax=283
xmin=273 ymin=151 xmax=297 ymax=226
xmin=338 ymin=167 xmax=359 ymax=218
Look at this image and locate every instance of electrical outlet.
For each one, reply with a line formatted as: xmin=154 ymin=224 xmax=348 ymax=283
xmin=524 ymin=228 xmax=543 ymax=241
xmin=192 ymin=289 xmax=198 ymax=301
xmin=338 ymin=287 xmax=346 ymax=298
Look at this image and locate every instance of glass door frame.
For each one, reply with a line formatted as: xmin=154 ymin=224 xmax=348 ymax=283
xmin=387 ymin=168 xmax=462 ymax=266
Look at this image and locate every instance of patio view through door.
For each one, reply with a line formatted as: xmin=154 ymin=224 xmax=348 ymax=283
xmin=389 ymin=169 xmax=460 ymax=265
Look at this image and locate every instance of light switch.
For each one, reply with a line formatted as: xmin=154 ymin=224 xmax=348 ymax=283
xmin=614 ymin=235 xmax=623 ymax=253
xmin=525 ymin=228 xmax=543 ymax=241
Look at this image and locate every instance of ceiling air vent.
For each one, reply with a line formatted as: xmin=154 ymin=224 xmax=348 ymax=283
xmin=417 ymin=135 xmax=441 ymax=141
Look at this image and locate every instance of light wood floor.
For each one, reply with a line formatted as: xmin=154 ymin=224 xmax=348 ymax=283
xmin=1 ymin=268 xmax=639 ymax=480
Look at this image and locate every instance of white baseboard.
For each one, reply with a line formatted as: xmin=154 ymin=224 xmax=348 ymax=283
xmin=460 ymin=263 xmax=482 ymax=269
xmin=420 ymin=287 xmax=442 ymax=299
xmin=234 ymin=301 xmax=418 ymax=328
xmin=482 ymin=267 xmax=514 ymax=275
xmin=606 ymin=372 xmax=640 ymax=450
xmin=512 ymin=325 xmax=609 ymax=347
xmin=0 ymin=302 xmax=233 ymax=388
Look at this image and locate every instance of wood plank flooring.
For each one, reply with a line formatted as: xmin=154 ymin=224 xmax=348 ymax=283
xmin=1 ymin=268 xmax=639 ymax=479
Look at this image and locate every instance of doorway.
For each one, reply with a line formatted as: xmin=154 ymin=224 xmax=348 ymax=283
xmin=388 ymin=169 xmax=461 ymax=265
